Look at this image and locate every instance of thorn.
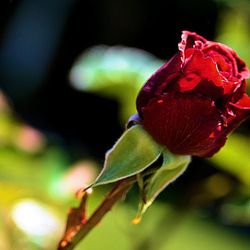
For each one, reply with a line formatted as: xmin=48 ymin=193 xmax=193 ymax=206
xmin=75 ymin=188 xmax=86 ymax=199
xmin=131 ymin=215 xmax=142 ymax=225
xmin=60 ymin=240 xmax=69 ymax=248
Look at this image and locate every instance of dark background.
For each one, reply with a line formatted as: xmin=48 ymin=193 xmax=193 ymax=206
xmin=0 ymin=0 xmax=220 ymax=160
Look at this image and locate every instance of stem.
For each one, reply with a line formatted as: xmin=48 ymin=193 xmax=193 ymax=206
xmin=58 ymin=177 xmax=136 ymax=250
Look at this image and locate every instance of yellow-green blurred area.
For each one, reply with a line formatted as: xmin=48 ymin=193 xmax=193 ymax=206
xmin=1 ymin=88 xmax=250 ymax=250
xmin=1 ymin=0 xmax=250 ymax=249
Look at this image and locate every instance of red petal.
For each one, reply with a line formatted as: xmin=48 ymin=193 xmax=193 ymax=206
xmin=184 ymin=50 xmax=222 ymax=86
xmin=230 ymin=93 xmax=250 ymax=110
xmin=177 ymin=72 xmax=201 ymax=92
xmin=224 ymin=94 xmax=250 ymax=134
xmin=177 ymin=50 xmax=224 ymax=97
xmin=203 ymin=42 xmax=250 ymax=80
xmin=178 ymin=31 xmax=207 ymax=61
xmin=136 ymin=53 xmax=182 ymax=115
xmin=141 ymin=93 xmax=226 ymax=157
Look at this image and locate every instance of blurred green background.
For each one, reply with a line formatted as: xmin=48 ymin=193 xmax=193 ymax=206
xmin=0 ymin=0 xmax=250 ymax=249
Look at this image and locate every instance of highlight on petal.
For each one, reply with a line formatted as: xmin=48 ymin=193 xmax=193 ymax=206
xmin=178 ymin=50 xmax=224 ymax=97
xmin=183 ymin=50 xmax=222 ymax=86
xmin=177 ymin=72 xmax=201 ymax=92
xmin=203 ymin=43 xmax=239 ymax=77
xmin=178 ymin=31 xmax=207 ymax=61
xmin=179 ymin=31 xmax=250 ymax=80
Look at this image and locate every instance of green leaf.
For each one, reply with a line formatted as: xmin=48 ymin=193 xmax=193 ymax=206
xmin=69 ymin=46 xmax=163 ymax=122
xmin=70 ymin=46 xmax=163 ymax=93
xmin=145 ymin=151 xmax=191 ymax=207
xmin=133 ymin=150 xmax=191 ymax=223
xmin=92 ymin=125 xmax=162 ymax=187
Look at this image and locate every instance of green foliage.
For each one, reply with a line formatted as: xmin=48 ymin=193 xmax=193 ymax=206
xmin=143 ymin=151 xmax=191 ymax=211
xmin=76 ymin=202 xmax=250 ymax=250
xmin=69 ymin=46 xmax=163 ymax=122
xmin=216 ymin=0 xmax=250 ymax=86
xmin=92 ymin=125 xmax=162 ymax=186
xmin=210 ymin=133 xmax=250 ymax=187
xmin=134 ymin=149 xmax=191 ymax=221
xmin=90 ymin=124 xmax=191 ymax=221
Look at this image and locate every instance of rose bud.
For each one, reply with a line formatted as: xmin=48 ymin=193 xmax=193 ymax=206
xmin=136 ymin=31 xmax=250 ymax=157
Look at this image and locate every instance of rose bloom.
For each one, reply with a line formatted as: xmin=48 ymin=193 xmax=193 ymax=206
xmin=136 ymin=31 xmax=250 ymax=157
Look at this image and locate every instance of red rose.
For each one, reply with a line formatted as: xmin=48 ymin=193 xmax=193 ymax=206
xmin=136 ymin=31 xmax=250 ymax=157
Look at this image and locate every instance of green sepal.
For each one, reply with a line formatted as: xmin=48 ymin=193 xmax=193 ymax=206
xmin=91 ymin=125 xmax=162 ymax=187
xmin=134 ymin=149 xmax=191 ymax=222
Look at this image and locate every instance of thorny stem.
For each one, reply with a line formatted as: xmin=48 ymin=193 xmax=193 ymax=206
xmin=57 ymin=176 xmax=136 ymax=250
